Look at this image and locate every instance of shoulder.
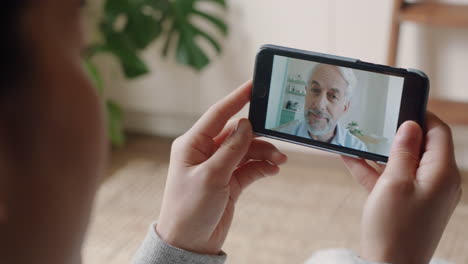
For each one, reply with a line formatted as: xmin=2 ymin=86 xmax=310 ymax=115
xmin=336 ymin=125 xmax=368 ymax=151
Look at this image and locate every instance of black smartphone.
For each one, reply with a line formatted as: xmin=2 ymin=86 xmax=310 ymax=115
xmin=249 ymin=44 xmax=429 ymax=163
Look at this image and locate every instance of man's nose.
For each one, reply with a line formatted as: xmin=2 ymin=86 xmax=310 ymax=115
xmin=318 ymin=93 xmax=328 ymax=110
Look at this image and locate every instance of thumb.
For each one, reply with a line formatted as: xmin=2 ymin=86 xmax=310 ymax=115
xmin=385 ymin=121 xmax=423 ymax=179
xmin=203 ymin=119 xmax=253 ymax=184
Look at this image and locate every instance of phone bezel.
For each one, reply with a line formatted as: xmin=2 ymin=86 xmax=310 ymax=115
xmin=249 ymin=45 xmax=429 ymax=162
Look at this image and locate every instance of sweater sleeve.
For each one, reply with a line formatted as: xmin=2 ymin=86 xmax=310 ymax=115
xmin=304 ymin=248 xmax=451 ymax=264
xmin=132 ymin=223 xmax=227 ymax=264
xmin=304 ymin=248 xmax=390 ymax=264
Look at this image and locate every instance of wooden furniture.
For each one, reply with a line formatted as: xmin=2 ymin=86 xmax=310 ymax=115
xmin=388 ymin=0 xmax=468 ymax=125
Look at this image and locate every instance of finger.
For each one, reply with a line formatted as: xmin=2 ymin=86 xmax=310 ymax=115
xmin=366 ymin=160 xmax=386 ymax=175
xmin=189 ymin=81 xmax=252 ymax=138
xmin=213 ymin=118 xmax=241 ymax=147
xmin=417 ymin=112 xmax=458 ymax=183
xmin=203 ymin=119 xmax=253 ymax=185
xmin=240 ymin=139 xmax=288 ymax=166
xmin=342 ymin=156 xmax=380 ymax=192
xmin=229 ymin=160 xmax=280 ymax=203
xmin=214 ymin=118 xmax=262 ymax=147
xmin=422 ymin=112 xmax=455 ymax=161
xmin=385 ymin=120 xmax=423 ymax=182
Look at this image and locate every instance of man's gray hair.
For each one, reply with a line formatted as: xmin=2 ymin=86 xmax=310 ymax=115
xmin=307 ymin=64 xmax=357 ymax=101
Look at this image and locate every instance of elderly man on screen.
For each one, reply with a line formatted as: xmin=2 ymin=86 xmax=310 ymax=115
xmin=275 ymin=64 xmax=367 ymax=151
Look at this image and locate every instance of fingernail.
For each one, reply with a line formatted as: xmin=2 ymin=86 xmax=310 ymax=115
xmin=272 ymin=151 xmax=288 ymax=165
xmin=396 ymin=121 xmax=420 ymax=144
xmin=233 ymin=119 xmax=249 ymax=136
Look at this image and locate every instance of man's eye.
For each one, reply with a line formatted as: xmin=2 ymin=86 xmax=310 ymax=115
xmin=328 ymin=93 xmax=338 ymax=101
xmin=311 ymin=88 xmax=321 ymax=94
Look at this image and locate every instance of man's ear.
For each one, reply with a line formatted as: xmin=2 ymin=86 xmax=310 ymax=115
xmin=343 ymin=100 xmax=350 ymax=112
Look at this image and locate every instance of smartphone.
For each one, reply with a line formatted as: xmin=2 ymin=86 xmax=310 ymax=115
xmin=249 ymin=44 xmax=429 ymax=163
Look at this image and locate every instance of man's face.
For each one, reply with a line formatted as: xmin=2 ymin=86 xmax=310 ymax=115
xmin=304 ymin=64 xmax=350 ymax=136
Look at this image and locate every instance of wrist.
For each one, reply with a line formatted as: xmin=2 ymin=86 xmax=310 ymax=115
xmin=155 ymin=223 xmax=221 ymax=256
xmin=133 ymin=223 xmax=227 ymax=264
xmin=155 ymin=223 xmax=184 ymax=251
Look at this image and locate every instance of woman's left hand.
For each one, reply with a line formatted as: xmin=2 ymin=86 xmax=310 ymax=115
xmin=157 ymin=81 xmax=288 ymax=255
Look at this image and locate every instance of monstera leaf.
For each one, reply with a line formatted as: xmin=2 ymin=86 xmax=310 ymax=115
xmin=161 ymin=0 xmax=228 ymax=70
xmin=95 ymin=0 xmax=228 ymax=78
xmin=86 ymin=0 xmax=228 ymax=146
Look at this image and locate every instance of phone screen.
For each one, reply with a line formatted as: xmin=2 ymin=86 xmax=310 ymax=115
xmin=265 ymin=55 xmax=405 ymax=157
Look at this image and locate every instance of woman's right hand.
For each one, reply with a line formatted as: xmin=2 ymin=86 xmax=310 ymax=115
xmin=343 ymin=112 xmax=462 ymax=264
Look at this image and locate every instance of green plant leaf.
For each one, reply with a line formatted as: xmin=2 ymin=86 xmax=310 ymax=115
xmin=83 ymin=59 xmax=105 ymax=95
xmin=103 ymin=28 xmax=150 ymax=78
xmin=190 ymin=24 xmax=221 ymax=53
xmin=124 ymin=10 xmax=163 ymax=49
xmin=162 ymin=23 xmax=176 ymax=57
xmin=191 ymin=9 xmax=228 ymax=35
xmin=103 ymin=0 xmax=131 ymax=22
xmin=88 ymin=0 xmax=229 ymax=146
xmin=161 ymin=0 xmax=228 ymax=69
xmin=107 ymin=100 xmax=125 ymax=147
xmin=100 ymin=0 xmax=167 ymax=77
xmin=84 ymin=44 xmax=110 ymax=59
xmin=198 ymin=0 xmax=227 ymax=7
xmin=176 ymin=33 xmax=210 ymax=70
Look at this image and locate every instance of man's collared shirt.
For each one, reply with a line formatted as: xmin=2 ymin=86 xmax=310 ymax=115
xmin=273 ymin=119 xmax=368 ymax=151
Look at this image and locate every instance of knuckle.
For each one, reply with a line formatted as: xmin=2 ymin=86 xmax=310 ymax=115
xmin=390 ymin=149 xmax=420 ymax=163
xmin=379 ymin=175 xmax=414 ymax=195
xmin=171 ymin=135 xmax=185 ymax=149
xmin=170 ymin=136 xmax=189 ymax=157
xmin=192 ymin=166 xmax=222 ymax=188
xmin=227 ymin=142 xmax=241 ymax=152
xmin=253 ymin=167 xmax=266 ymax=179
xmin=223 ymin=138 xmax=242 ymax=153
xmin=439 ymin=121 xmax=451 ymax=133
xmin=209 ymin=104 xmax=229 ymax=122
xmin=441 ymin=123 xmax=452 ymax=136
xmin=420 ymin=166 xmax=461 ymax=200
xmin=437 ymin=122 xmax=453 ymax=139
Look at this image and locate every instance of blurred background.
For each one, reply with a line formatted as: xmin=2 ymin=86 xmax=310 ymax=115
xmin=82 ymin=0 xmax=468 ymax=263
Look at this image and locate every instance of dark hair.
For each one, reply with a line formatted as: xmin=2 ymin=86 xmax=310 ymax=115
xmin=1 ymin=1 xmax=29 ymax=91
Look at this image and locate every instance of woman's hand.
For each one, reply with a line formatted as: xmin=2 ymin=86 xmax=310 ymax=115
xmin=343 ymin=112 xmax=462 ymax=264
xmin=156 ymin=81 xmax=287 ymax=255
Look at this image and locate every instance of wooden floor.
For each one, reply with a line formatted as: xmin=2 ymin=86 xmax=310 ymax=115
xmin=83 ymin=133 xmax=468 ymax=264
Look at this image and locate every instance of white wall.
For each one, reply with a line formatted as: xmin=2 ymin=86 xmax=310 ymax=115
xmin=266 ymin=56 xmax=289 ymax=129
xmin=93 ymin=0 xmax=468 ymax=137
xmin=384 ymin=76 xmax=405 ymax=139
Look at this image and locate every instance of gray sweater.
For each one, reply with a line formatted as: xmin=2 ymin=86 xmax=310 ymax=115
xmin=132 ymin=224 xmax=445 ymax=264
xmin=132 ymin=224 xmax=226 ymax=264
